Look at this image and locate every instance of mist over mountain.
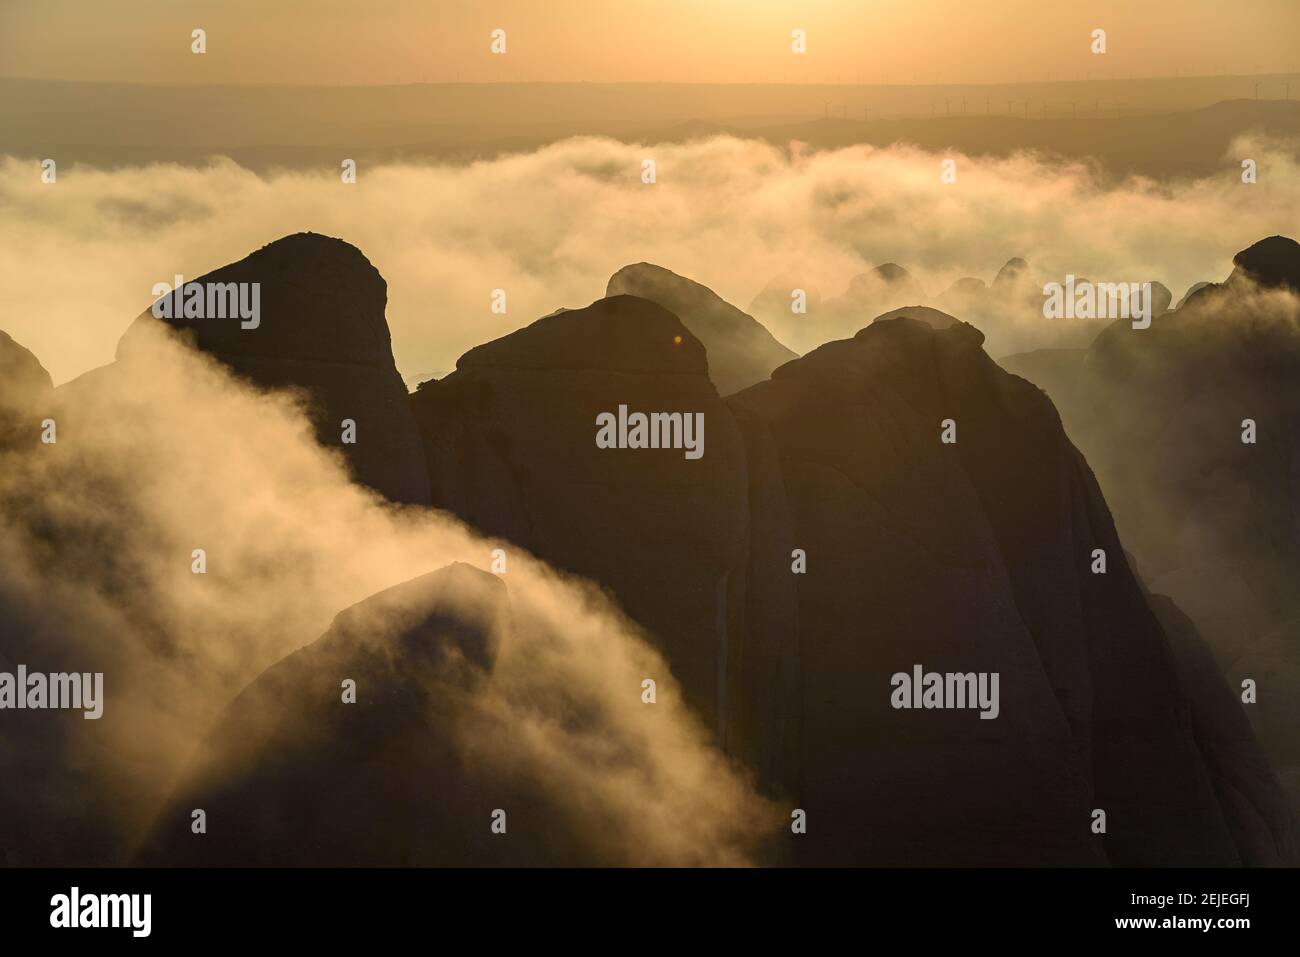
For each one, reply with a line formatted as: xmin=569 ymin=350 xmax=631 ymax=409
xmin=749 ymin=257 xmax=1175 ymax=359
xmin=135 ymin=561 xmax=773 ymax=866
xmin=1005 ymin=235 xmax=1300 ymax=830
xmin=6 ymin=118 xmax=1300 ymax=388
xmin=0 ymin=277 xmax=772 ymax=866
xmin=8 ymin=4 xmax=1300 ymax=945
xmin=2 ymin=229 xmax=1296 ymax=866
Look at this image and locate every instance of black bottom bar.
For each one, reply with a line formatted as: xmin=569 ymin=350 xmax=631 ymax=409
xmin=0 ymin=867 xmax=1290 ymax=944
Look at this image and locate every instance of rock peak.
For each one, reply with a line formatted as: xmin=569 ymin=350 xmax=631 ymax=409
xmin=457 ymin=295 xmax=708 ymax=377
xmin=0 ymin=329 xmax=53 ymax=395
xmin=605 ymin=263 xmax=796 ymax=394
xmin=1230 ymin=235 xmax=1300 ymax=291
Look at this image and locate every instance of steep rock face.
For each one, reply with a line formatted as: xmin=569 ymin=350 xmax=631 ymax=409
xmin=117 ymin=233 xmax=430 ymax=505
xmin=1228 ymin=617 xmax=1300 ymax=823
xmin=0 ymin=330 xmax=52 ymax=448
xmin=1002 ymin=235 xmax=1300 ymax=829
xmin=725 ymin=399 xmax=804 ymax=792
xmin=1005 ymin=300 xmax=1299 ymax=648
xmin=409 ymin=295 xmax=791 ymax=757
xmin=727 ymin=316 xmax=1245 ymax=866
xmin=605 ymin=263 xmax=797 ymax=395
xmin=408 ymin=281 xmax=1285 ymax=865
xmin=1149 ymin=592 xmax=1297 ymax=866
xmin=0 ymin=330 xmax=52 ymax=396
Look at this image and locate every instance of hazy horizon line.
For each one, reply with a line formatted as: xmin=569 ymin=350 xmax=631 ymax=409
xmin=5 ymin=72 xmax=1300 ymax=92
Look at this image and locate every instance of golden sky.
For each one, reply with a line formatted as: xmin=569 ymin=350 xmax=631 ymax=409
xmin=2 ymin=0 xmax=1299 ymax=86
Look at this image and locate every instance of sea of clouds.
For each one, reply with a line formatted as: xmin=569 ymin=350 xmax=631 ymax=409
xmin=2 ymin=133 xmax=1299 ymax=384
